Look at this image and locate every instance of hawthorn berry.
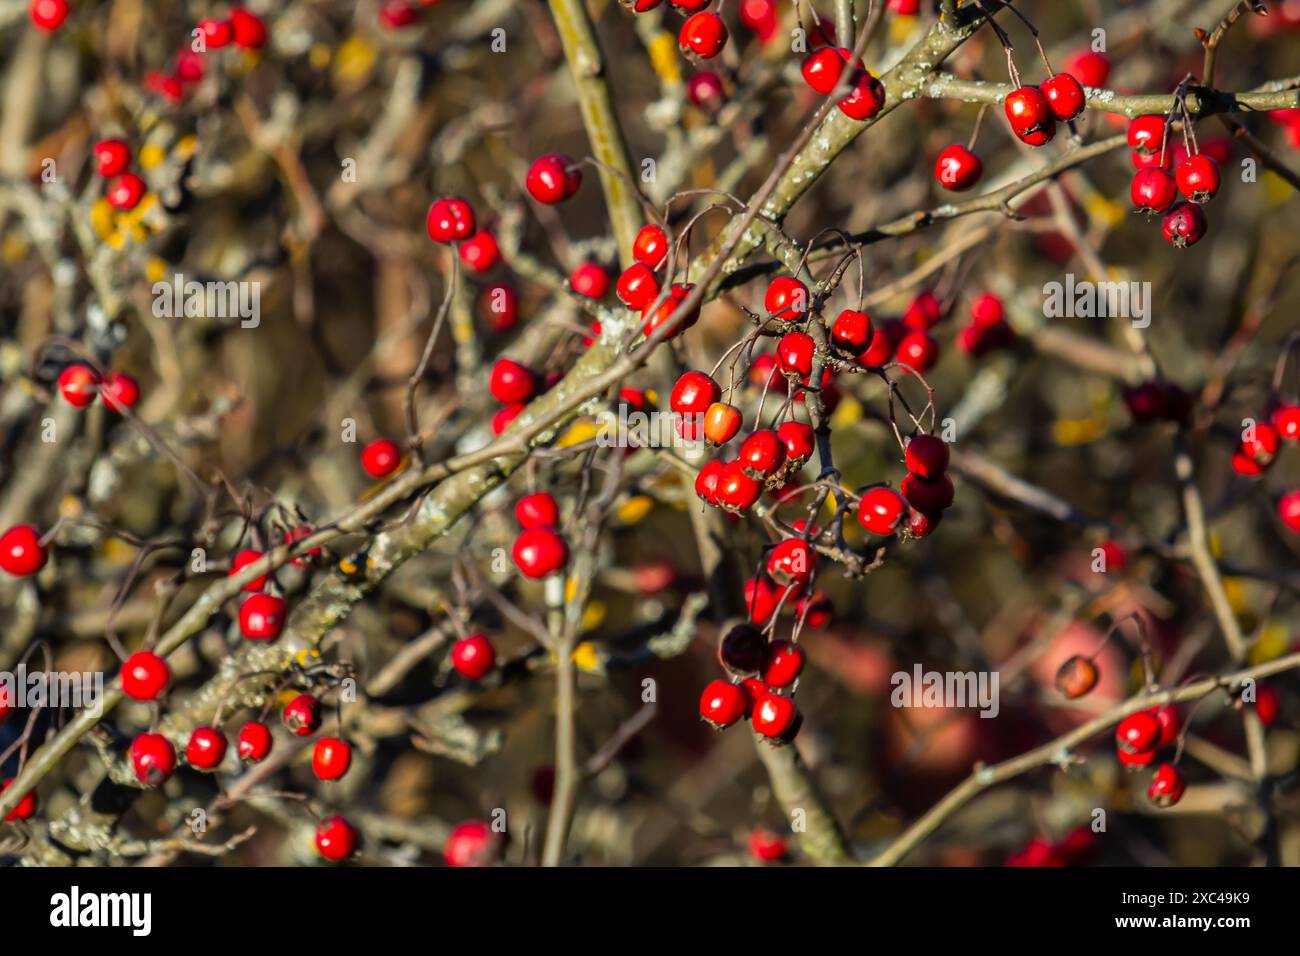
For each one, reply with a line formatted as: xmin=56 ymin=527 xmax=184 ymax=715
xmin=479 ymin=282 xmax=519 ymax=332
xmin=1066 ymin=50 xmax=1111 ymax=88
xmin=1128 ymin=115 xmax=1167 ymax=158
xmin=1254 ymin=684 xmax=1279 ymax=726
xmin=283 ymin=693 xmax=321 ymax=737
xmin=58 ymin=364 xmax=100 ymax=407
xmin=1 ymin=778 xmax=37 ymax=822
xmin=695 ymin=459 xmax=726 ymax=504
xmin=1150 ymin=705 xmax=1181 ymax=748
xmin=752 ymin=693 xmax=798 ymax=741
xmin=904 ymin=434 xmax=949 ymax=480
xmin=737 ymin=429 xmax=786 ymax=479
xmin=795 ymin=589 xmax=832 ymax=628
xmin=99 ymin=370 xmax=141 ymax=413
xmin=92 ymin=139 xmax=131 ymax=178
xmin=703 ymin=401 xmax=742 ymax=445
xmin=1161 ymin=203 xmax=1207 ymax=248
xmin=857 ymin=487 xmax=907 ymax=535
xmin=239 ymin=592 xmax=286 ymax=640
xmin=185 ymin=726 xmax=228 ymax=771
xmin=633 ymin=224 xmax=670 ymax=269
xmin=197 ymin=17 xmax=234 ymax=48
xmin=1280 ymin=489 xmax=1300 ymax=533
xmin=1041 ymin=72 xmax=1086 ymax=121
xmin=1117 ymin=746 xmax=1157 ymax=769
xmin=1054 ymin=655 xmax=1099 ymax=699
xmin=748 ymin=828 xmax=787 ymax=862
xmin=616 ymin=262 xmax=661 ymax=310
xmin=934 ymin=144 xmax=982 ymax=190
xmin=902 ymin=290 xmax=942 ymax=330
xmin=838 ymin=69 xmax=886 ymax=121
xmin=969 ymin=293 xmax=1004 ymax=328
xmin=671 ymin=371 xmax=721 ymax=417
xmin=1175 ymin=154 xmax=1220 ymax=203
xmin=831 ymin=308 xmax=873 ymax=352
xmin=444 ymin=820 xmax=501 ymax=867
xmin=492 ymin=403 xmax=525 ymax=435
xmin=283 ymin=525 xmax=318 ymax=566
xmin=426 ymin=197 xmax=476 ymax=244
xmin=30 ymin=0 xmax=68 ymax=31
xmin=237 ymin=721 xmax=273 ymax=763
xmin=0 ymin=524 xmax=47 ymax=577
xmin=315 ymin=815 xmax=358 ymax=861
xmin=687 ymin=71 xmax=725 ymax=109
xmin=121 ymin=650 xmax=170 ymax=701
xmin=312 ymin=737 xmax=353 ymax=781
xmin=1147 ymin=763 xmax=1186 ymax=807
xmin=901 ymin=472 xmax=954 ymax=514
xmin=1130 ymin=166 xmax=1177 ymax=214
xmin=895 ymin=330 xmax=939 ymax=372
xmin=1004 ymin=86 xmax=1052 ymax=137
xmin=230 ymin=548 xmax=267 ymax=591
xmin=714 ymin=460 xmax=762 ymax=513
xmin=763 ymin=640 xmax=806 ymax=688
xmin=512 ymin=526 xmax=569 ymax=578
xmin=776 ymin=332 xmax=816 ymax=379
xmin=106 ymin=172 xmax=146 ymax=210
xmin=1239 ymin=422 xmax=1280 ymax=468
xmin=515 ymin=492 xmax=560 ymax=529
xmin=1273 ymin=403 xmax=1300 ymax=441
xmin=1116 ymin=710 xmax=1161 ymax=755
xmin=641 ymin=283 xmax=698 ymax=337
xmin=229 ymin=7 xmax=267 ymax=48
xmin=451 ymin=633 xmax=496 ymax=680
xmin=679 ymin=12 xmax=728 ymax=59
xmin=459 ymin=230 xmax=500 ymax=273
xmin=776 ymin=420 xmax=815 ymax=468
xmin=525 ymin=153 xmax=581 ymax=204
xmin=130 ymin=732 xmax=177 ymax=786
xmin=800 ymin=46 xmax=860 ymax=95
xmin=767 ymin=538 xmax=814 ymax=587
xmin=907 ymin=508 xmax=941 ymax=538
xmin=570 ymin=262 xmax=610 ymax=300
xmin=859 ymin=318 xmax=902 ymax=365
xmin=719 ymin=623 xmax=770 ymax=675
xmin=489 ymin=358 xmax=537 ymax=405
xmin=699 ymin=679 xmax=747 ymax=729
xmin=379 ymin=1 xmax=418 ymax=28
xmin=743 ymin=576 xmax=789 ymax=625
xmin=360 ymin=438 xmax=402 ymax=478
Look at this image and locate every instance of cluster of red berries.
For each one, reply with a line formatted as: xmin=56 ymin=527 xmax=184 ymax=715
xmin=56 ymin=362 xmax=140 ymax=412
xmin=955 ymin=292 xmax=1015 ymax=358
xmin=136 ymin=8 xmax=268 ymax=104
xmin=698 ymin=629 xmax=806 ymax=742
xmin=800 ymin=46 xmax=886 ymax=121
xmin=91 ymin=138 xmax=146 ymax=212
xmin=1127 ymin=115 xmax=1221 ymax=248
xmin=622 ymin=2 xmax=729 ymax=60
xmin=1006 ymin=826 xmax=1097 ymax=867
xmin=511 ymin=492 xmax=569 ymax=579
xmin=1003 ymin=72 xmax=1087 ymax=146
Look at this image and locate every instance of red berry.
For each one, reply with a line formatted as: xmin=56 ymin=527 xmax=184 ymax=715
xmin=237 ymin=721 xmax=272 ymax=762
xmin=197 ymin=17 xmax=233 ymax=49
xmin=831 ymin=308 xmax=873 ymax=352
xmin=121 ymin=650 xmax=170 ymax=702
xmin=1150 ymin=705 xmax=1181 ymax=748
xmin=699 ymin=679 xmax=747 ymax=729
xmin=1160 ymin=203 xmax=1207 ymax=247
xmin=1272 ymin=403 xmax=1300 ymax=441
xmin=695 ymin=458 xmax=726 ymax=504
xmin=479 ymin=282 xmax=519 ymax=332
xmin=1254 ymin=684 xmax=1279 ymax=726
xmin=489 ymin=359 xmax=537 ymax=404
xmin=360 ymin=438 xmax=402 ymax=478
xmin=765 ymin=278 xmax=808 ymax=321
xmin=738 ymin=429 xmax=786 ymax=479
xmin=896 ymin=330 xmax=939 ymax=372
xmin=763 ymin=640 xmax=805 ymax=688
xmin=838 ymin=69 xmax=885 ymax=121
xmin=719 ymin=622 xmax=770 ymax=675
xmin=29 ymin=0 xmax=68 ymax=31
xmin=1128 ymin=115 xmax=1167 ymax=157
xmin=670 ymin=372 xmax=720 ymax=418
xmin=1004 ymin=86 xmax=1051 ymax=135
xmin=1175 ymin=154 xmax=1220 ymax=203
xmin=795 ymin=589 xmax=832 ymax=628
xmin=101 ymin=370 xmax=140 ymax=412
xmin=641 ymin=283 xmax=698 ymax=338
xmin=58 ymin=363 xmax=100 ymax=407
xmin=315 ymin=815 xmax=358 ymax=861
xmin=230 ymin=548 xmax=267 ymax=591
xmin=1280 ymin=490 xmax=1300 ymax=533
xmin=1054 ymin=655 xmax=1099 ymax=699
xmin=525 ymin=153 xmax=581 ymax=204
xmin=904 ymin=434 xmax=949 ymax=480
xmin=776 ymin=420 xmax=815 ymax=468
xmin=774 ymin=332 xmax=815 ymax=380
xmin=1 ymin=778 xmax=38 ymax=821
xmin=902 ymin=290 xmax=942 ymax=330
xmin=859 ymin=318 xmax=902 ymax=365
xmin=283 ymin=693 xmax=321 ymax=736
xmin=229 ymin=8 xmax=267 ymax=48
xmin=1147 ymin=763 xmax=1186 ymax=807
xmin=633 ymin=224 xmax=669 ymax=269
xmin=1240 ymin=422 xmax=1280 ymax=467
xmin=175 ymin=49 xmax=206 ymax=85
xmin=748 ymin=828 xmax=787 ymax=862
xmin=800 ymin=46 xmax=860 ymax=95
xmin=239 ymin=592 xmax=286 ymax=640
xmin=1130 ymin=167 xmax=1177 ymax=214
xmin=451 ymin=633 xmax=496 ymax=680
xmin=767 ymin=537 xmax=814 ymax=586
xmin=444 ymin=820 xmax=500 ymax=866
xmin=969 ymin=293 xmax=1004 ymax=329
xmin=92 ymin=139 xmax=130 ymax=178
xmin=616 ymin=262 xmax=661 ymax=310
xmin=907 ymin=507 xmax=942 ymax=537
xmin=1116 ymin=711 xmax=1161 ymax=755
xmin=934 ymin=144 xmax=982 ymax=190
xmin=512 ymin=526 xmax=568 ymax=578
xmin=703 ymin=402 xmax=743 ymax=445
xmin=185 ymin=726 xmax=228 ymax=771
xmin=1041 ymin=72 xmax=1086 ymax=121
xmin=379 ymin=1 xmax=418 ymax=28
xmin=426 ymin=197 xmax=476 ymax=244
xmin=570 ymin=262 xmax=610 ymax=299
xmin=857 ymin=487 xmax=907 ymax=535
xmin=0 ymin=524 xmax=47 ymax=577
xmin=687 ymin=70 xmax=725 ymax=109
xmin=679 ymin=12 xmax=728 ymax=59
xmin=106 ymin=172 xmax=146 ymax=210
xmin=1066 ymin=50 xmax=1110 ymax=88
xmin=752 ymin=693 xmax=798 ymax=740
xmin=515 ymin=492 xmax=560 ymax=529
xmin=1117 ymin=745 xmax=1156 ymax=769
xmin=492 ymin=403 xmax=524 ymax=435
xmin=901 ymin=471 xmax=954 ymax=513
xmin=130 ymin=732 xmax=177 ymax=786
xmin=715 ymin=460 xmax=761 ymax=512
xmin=459 ymin=230 xmax=500 ymax=273
xmin=312 ymin=737 xmax=353 ymax=780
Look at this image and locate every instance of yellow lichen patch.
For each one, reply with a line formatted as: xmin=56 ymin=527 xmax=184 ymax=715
xmin=647 ymin=32 xmax=681 ymax=85
xmin=295 ymin=648 xmax=321 ymax=667
xmin=144 ymin=257 xmax=169 ymax=284
xmin=138 ymin=143 xmax=166 ymax=171
xmin=643 ymin=389 xmax=659 ymax=407
xmin=309 ymin=43 xmax=332 ymax=70
xmin=90 ymin=198 xmax=116 ymax=240
xmin=334 ymin=35 xmax=376 ymax=87
xmin=104 ymin=229 xmax=127 ymax=251
xmin=572 ymin=641 xmax=603 ymax=672
xmin=174 ymin=134 xmax=199 ymax=161
xmin=1052 ymin=416 xmax=1104 ymax=446
xmin=103 ymin=537 xmax=135 ymax=567
xmin=338 ymin=557 xmax=358 ymax=576
xmin=580 ymin=600 xmax=606 ymax=633
xmin=615 ymin=494 xmax=654 ymax=525
xmin=2 ymin=232 xmax=27 ymax=262
xmin=1223 ymin=576 xmax=1249 ymax=616
xmin=830 ymin=395 xmax=862 ymax=429
xmin=274 ymin=688 xmax=300 ymax=709
xmin=1084 ymin=192 xmax=1126 ymax=229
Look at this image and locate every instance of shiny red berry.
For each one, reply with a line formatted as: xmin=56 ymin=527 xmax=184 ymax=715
xmin=426 ymin=197 xmax=476 ymax=243
xmin=100 ymin=370 xmax=140 ymax=412
xmin=512 ymin=526 xmax=568 ymax=578
xmin=315 ymin=815 xmax=358 ymax=861
xmin=776 ymin=332 xmax=815 ymax=379
xmin=106 ymin=172 xmax=146 ymax=210
xmin=714 ymin=460 xmax=761 ymax=512
xmin=904 ymin=434 xmax=949 ymax=480
xmin=1175 ymin=154 xmax=1220 ymax=203
xmin=229 ymin=7 xmax=267 ymax=48
xmin=237 ymin=721 xmax=272 ymax=762
xmin=230 ymin=548 xmax=267 ymax=591
xmin=765 ymin=277 xmax=809 ymax=321
xmin=752 ymin=693 xmax=798 ymax=740
xmin=445 ymin=820 xmax=500 ymax=866
xmin=570 ymin=262 xmax=610 ymax=299
xmin=1004 ymin=86 xmax=1051 ymax=134
xmin=1131 ymin=166 xmax=1177 ymax=214
xmin=1066 ymin=50 xmax=1110 ymax=88
xmin=767 ymin=537 xmax=814 ymax=586
xmin=239 ymin=592 xmax=286 ymax=640
xmin=360 ymin=438 xmax=402 ymax=478
xmin=92 ymin=139 xmax=130 ymax=178
xmin=197 ymin=17 xmax=233 ymax=48
xmin=633 ymin=224 xmax=670 ymax=269
xmin=641 ymin=283 xmax=698 ymax=338
xmin=185 ymin=726 xmax=228 ymax=771
xmin=679 ymin=12 xmax=728 ymax=58
xmin=525 ymin=153 xmax=581 ymax=204
xmin=1128 ymin=115 xmax=1167 ymax=157
xmin=130 ymin=732 xmax=177 ymax=785
xmin=58 ymin=364 xmax=100 ymax=407
xmin=896 ymin=330 xmax=939 ymax=372
xmin=831 ymin=308 xmax=873 ymax=352
xmin=0 ymin=524 xmax=47 ymax=577
xmin=671 ymin=371 xmax=721 ymax=416
xmin=1160 ymin=203 xmax=1207 ymax=247
xmin=283 ymin=693 xmax=321 ymax=736
xmin=515 ymin=492 xmax=560 ymax=529
xmin=121 ymin=650 xmax=170 ymax=701
xmin=1 ymin=778 xmax=38 ymax=821
xmin=459 ymin=230 xmax=500 ymax=273
xmin=687 ymin=70 xmax=725 ymax=109
xmin=901 ymin=471 xmax=954 ymax=514
xmin=695 ymin=459 xmax=726 ymax=504
xmin=857 ymin=487 xmax=907 ymax=535
xmin=934 ymin=144 xmax=982 ymax=190
xmin=737 ymin=429 xmax=786 ymax=479
xmin=451 ymin=633 xmax=496 ymax=680
xmin=763 ymin=640 xmax=805 ymax=688
xmin=1041 ymin=72 xmax=1086 ymax=121
xmin=489 ymin=358 xmax=537 ymax=404
xmin=1280 ymin=490 xmax=1300 ymax=533
xmin=699 ymin=679 xmax=747 ymax=728
xmin=1116 ymin=711 xmax=1161 ymax=755
xmin=616 ymin=262 xmax=661 ymax=310
xmin=776 ymin=420 xmax=815 ymax=468
xmin=1147 ymin=762 xmax=1186 ymax=807
xmin=800 ymin=46 xmax=860 ymax=95
xmin=29 ymin=0 xmax=68 ymax=31
xmin=312 ymin=737 xmax=353 ymax=780
xmin=838 ymin=69 xmax=885 ymax=121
